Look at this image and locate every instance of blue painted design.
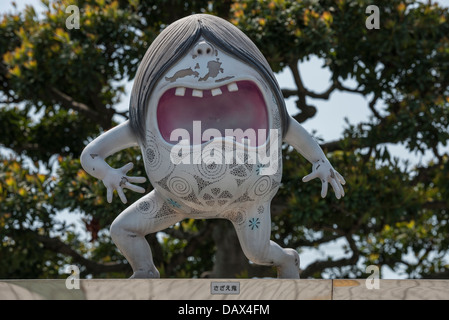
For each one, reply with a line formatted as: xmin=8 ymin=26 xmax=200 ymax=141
xmin=256 ymin=164 xmax=265 ymax=175
xmin=248 ymin=217 xmax=260 ymax=230
xmin=167 ymin=198 xmax=181 ymax=208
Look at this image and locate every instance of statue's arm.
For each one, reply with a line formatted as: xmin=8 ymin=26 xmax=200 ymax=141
xmin=80 ymin=120 xmax=146 ymax=203
xmin=283 ymin=116 xmax=346 ymax=199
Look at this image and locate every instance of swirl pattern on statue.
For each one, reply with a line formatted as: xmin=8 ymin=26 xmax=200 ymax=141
xmin=142 ymin=130 xmax=282 ymax=217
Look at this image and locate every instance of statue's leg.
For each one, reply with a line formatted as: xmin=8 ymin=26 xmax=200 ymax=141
xmin=110 ymin=190 xmax=184 ymax=278
xmin=231 ymin=202 xmax=300 ymax=278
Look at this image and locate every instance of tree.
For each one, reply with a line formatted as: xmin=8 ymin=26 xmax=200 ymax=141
xmin=0 ymin=0 xmax=448 ymax=279
xmin=232 ymin=0 xmax=449 ymax=278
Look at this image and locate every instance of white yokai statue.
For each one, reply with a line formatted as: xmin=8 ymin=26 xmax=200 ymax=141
xmin=80 ymin=14 xmax=345 ymax=279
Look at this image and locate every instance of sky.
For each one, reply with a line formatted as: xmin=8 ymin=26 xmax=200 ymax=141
xmin=1 ymin=0 xmax=448 ymax=279
xmin=0 ymin=0 xmax=445 ymax=147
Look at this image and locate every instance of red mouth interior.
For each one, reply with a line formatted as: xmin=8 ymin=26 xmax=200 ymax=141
xmin=157 ymin=80 xmax=268 ymax=146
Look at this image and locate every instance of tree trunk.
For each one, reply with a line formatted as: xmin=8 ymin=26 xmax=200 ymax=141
xmin=204 ymin=220 xmax=275 ymax=278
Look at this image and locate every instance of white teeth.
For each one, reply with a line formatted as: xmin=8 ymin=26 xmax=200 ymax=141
xmin=175 ymin=87 xmax=186 ymax=96
xmin=192 ymin=89 xmax=203 ymax=97
xmin=177 ymin=85 xmax=237 ymax=98
xmin=227 ymin=82 xmax=238 ymax=92
xmin=211 ymin=88 xmax=222 ymax=96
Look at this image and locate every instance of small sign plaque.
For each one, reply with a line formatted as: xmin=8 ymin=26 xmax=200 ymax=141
xmin=210 ymin=281 xmax=240 ymax=295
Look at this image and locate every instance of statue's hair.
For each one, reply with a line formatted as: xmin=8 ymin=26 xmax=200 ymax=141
xmin=129 ymin=14 xmax=290 ymax=144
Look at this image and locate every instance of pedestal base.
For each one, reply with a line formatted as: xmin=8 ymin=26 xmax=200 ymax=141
xmin=0 ymin=279 xmax=448 ymax=300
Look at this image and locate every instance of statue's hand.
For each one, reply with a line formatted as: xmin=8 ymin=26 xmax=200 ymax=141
xmin=302 ymin=159 xmax=346 ymax=199
xmin=102 ymin=162 xmax=146 ymax=204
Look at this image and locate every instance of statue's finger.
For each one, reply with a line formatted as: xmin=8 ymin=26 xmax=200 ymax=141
xmin=120 ymin=162 xmax=134 ymax=174
xmin=302 ymin=171 xmax=319 ymax=182
xmin=321 ymin=179 xmax=329 ymax=198
xmin=117 ymin=187 xmax=127 ymax=204
xmin=336 ymin=172 xmax=346 ymax=185
xmin=127 ymin=176 xmax=147 ymax=184
xmin=330 ymin=179 xmax=341 ymax=199
xmin=106 ymin=186 xmax=113 ymax=203
xmin=124 ymin=183 xmax=145 ymax=194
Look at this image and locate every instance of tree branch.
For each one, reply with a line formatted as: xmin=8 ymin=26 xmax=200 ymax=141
xmin=164 ymin=221 xmax=215 ymax=276
xmin=14 ymin=229 xmax=131 ymax=276
xmin=48 ymin=87 xmax=98 ymax=117
xmin=334 ymin=81 xmax=364 ymax=94
xmin=282 ymin=83 xmax=337 ymax=100
xmin=287 ymin=62 xmax=317 ymax=123
xmin=296 ymin=234 xmax=342 ymax=247
xmin=368 ymin=93 xmax=383 ymax=120
xmin=281 ymin=88 xmax=300 ymax=99
xmin=320 ymin=139 xmax=347 ymax=152
xmin=422 ymin=269 xmax=449 ymax=279
xmin=422 ymin=201 xmax=447 ymax=210
xmin=300 ymin=235 xmax=359 ymax=278
xmin=47 ymin=87 xmax=115 ymax=129
xmin=36 ymin=233 xmax=131 ymax=275
xmin=114 ymin=110 xmax=129 ymax=120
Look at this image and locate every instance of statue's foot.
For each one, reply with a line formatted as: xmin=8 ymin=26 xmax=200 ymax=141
xmin=129 ymin=268 xmax=160 ymax=279
xmin=277 ymin=249 xmax=300 ymax=279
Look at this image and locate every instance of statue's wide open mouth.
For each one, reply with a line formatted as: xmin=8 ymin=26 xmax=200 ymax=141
xmin=157 ymin=80 xmax=269 ymax=147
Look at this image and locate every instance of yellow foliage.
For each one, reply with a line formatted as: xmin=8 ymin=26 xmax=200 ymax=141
xmin=9 ymin=162 xmax=20 ymax=173
xmin=18 ymin=188 xmax=27 ymax=197
xmin=76 ymin=169 xmax=87 ymax=180
xmin=397 ymin=2 xmax=406 ymax=14
xmin=303 ymin=9 xmax=319 ymax=26
xmin=37 ymin=174 xmax=46 ymax=184
xmin=234 ymin=10 xmax=244 ymax=19
xmin=435 ymin=95 xmax=444 ymax=105
xmin=5 ymin=177 xmax=16 ymax=187
xmin=3 ymin=52 xmax=13 ymax=65
xmin=9 ymin=65 xmax=21 ymax=77
xmin=24 ymin=60 xmax=37 ymax=69
xmin=321 ymin=11 xmax=333 ymax=24
xmin=54 ymin=28 xmax=69 ymax=42
xmin=0 ymin=214 xmax=11 ymax=228
xmin=369 ymin=253 xmax=379 ymax=261
xmin=25 ymin=174 xmax=35 ymax=183
xmin=94 ymin=196 xmax=104 ymax=206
